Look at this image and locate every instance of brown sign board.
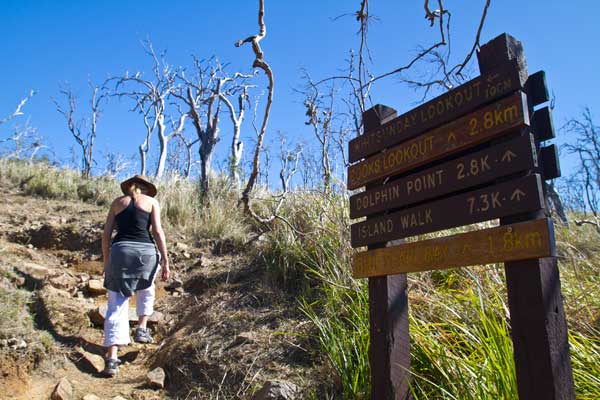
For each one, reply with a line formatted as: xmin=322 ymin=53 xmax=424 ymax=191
xmin=350 ymin=174 xmax=544 ymax=248
xmin=352 ymin=218 xmax=555 ymax=278
xmin=349 ymin=134 xmax=537 ymax=219
xmin=347 ymin=91 xmax=530 ymax=190
xmin=348 ymin=60 xmax=523 ymax=163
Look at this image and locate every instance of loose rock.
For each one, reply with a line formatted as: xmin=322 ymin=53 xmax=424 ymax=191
xmin=193 ymin=255 xmax=205 ymax=267
xmin=165 ymin=279 xmax=183 ymax=291
xmin=78 ymin=349 xmax=105 ymax=373
xmin=147 ymin=367 xmax=166 ymax=389
xmin=51 ymin=377 xmax=73 ymax=400
xmin=174 ymin=242 xmax=189 ymax=251
xmin=252 ymin=380 xmax=300 ymax=400
xmin=82 ymin=395 xmax=101 ymax=400
xmin=48 ymin=273 xmax=77 ymax=289
xmin=87 ymin=279 xmax=107 ymax=296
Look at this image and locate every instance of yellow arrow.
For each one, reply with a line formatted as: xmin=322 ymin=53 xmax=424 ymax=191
xmin=447 ymin=132 xmax=457 ymax=144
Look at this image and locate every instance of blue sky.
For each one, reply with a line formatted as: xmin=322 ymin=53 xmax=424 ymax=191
xmin=1 ymin=1 xmax=598 ymax=180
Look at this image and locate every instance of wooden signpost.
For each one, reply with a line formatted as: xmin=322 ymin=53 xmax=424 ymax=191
xmin=348 ymin=33 xmax=575 ymax=400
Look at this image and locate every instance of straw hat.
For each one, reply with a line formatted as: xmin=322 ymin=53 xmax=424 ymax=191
xmin=120 ymin=175 xmax=157 ymax=197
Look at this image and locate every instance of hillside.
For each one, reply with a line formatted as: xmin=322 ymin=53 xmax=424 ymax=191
xmin=0 ymin=160 xmax=599 ymax=399
xmin=0 ymin=177 xmax=319 ymax=399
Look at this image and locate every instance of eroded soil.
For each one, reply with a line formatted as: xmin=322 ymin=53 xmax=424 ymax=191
xmin=0 ymin=183 xmax=318 ymax=399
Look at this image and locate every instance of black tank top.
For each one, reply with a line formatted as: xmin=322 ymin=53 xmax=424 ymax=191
xmin=113 ymin=196 xmax=154 ymax=244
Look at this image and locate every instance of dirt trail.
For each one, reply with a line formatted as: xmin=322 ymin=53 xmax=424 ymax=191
xmin=0 ymin=186 xmax=170 ymax=399
xmin=0 ymin=183 xmax=316 ymax=399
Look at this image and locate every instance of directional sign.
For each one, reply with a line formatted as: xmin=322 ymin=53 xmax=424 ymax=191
xmin=349 ymin=134 xmax=537 ymax=219
xmin=348 ymin=60 xmax=523 ymax=162
xmin=347 ymin=91 xmax=530 ymax=190
xmin=352 ymin=218 xmax=555 ymax=278
xmin=350 ymin=174 xmax=544 ymax=248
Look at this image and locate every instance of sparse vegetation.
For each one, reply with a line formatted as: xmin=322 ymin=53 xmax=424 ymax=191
xmin=1 ymin=158 xmax=600 ymax=398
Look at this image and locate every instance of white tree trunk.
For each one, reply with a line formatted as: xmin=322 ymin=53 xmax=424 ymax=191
xmin=155 ymin=115 xmax=167 ymax=179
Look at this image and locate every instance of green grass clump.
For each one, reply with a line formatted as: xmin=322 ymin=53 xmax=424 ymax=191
xmin=0 ymin=158 xmax=121 ymax=204
xmin=0 ymin=286 xmax=34 ymax=340
xmin=409 ymin=272 xmax=517 ymax=399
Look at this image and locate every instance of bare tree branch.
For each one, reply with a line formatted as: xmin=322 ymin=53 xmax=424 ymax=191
xmin=53 ymin=84 xmax=105 ymax=178
xmin=108 ymin=39 xmax=182 ymax=179
xmin=1 ymin=90 xmax=35 ymax=126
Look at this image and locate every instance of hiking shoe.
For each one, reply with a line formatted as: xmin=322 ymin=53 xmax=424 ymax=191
xmin=103 ymin=358 xmax=120 ymax=377
xmin=134 ymin=327 xmax=153 ymax=343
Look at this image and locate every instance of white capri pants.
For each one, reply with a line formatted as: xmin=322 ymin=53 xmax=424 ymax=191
xmin=103 ymin=282 xmax=156 ymax=347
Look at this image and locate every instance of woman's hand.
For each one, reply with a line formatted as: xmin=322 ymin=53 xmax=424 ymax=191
xmin=160 ymin=256 xmax=170 ymax=281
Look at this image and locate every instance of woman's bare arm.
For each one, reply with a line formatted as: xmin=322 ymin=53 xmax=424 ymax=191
xmin=150 ymin=199 xmax=170 ymax=281
xmin=102 ymin=202 xmax=116 ymax=273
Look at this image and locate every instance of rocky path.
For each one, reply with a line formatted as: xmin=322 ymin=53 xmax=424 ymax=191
xmin=0 ymin=185 xmax=314 ymax=399
xmin=0 ymin=187 xmax=170 ymax=399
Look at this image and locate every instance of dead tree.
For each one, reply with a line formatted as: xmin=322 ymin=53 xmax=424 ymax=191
xmin=316 ymin=0 xmax=491 ymax=133
xmin=53 ymin=83 xmax=105 ymax=178
xmin=235 ymin=0 xmax=277 ymax=223
xmin=111 ymin=40 xmax=185 ymax=179
xmin=0 ymin=119 xmax=46 ymax=161
xmin=101 ymin=151 xmax=132 ymax=179
xmin=546 ymin=180 xmax=569 ymax=226
xmin=1 ymin=90 xmax=35 ymax=127
xmin=170 ymin=132 xmax=200 ymax=178
xmin=301 ymin=73 xmax=338 ymax=191
xmin=563 ymin=108 xmax=600 ymax=233
xmin=175 ymin=57 xmax=223 ymax=193
xmin=218 ymin=75 xmax=254 ymax=185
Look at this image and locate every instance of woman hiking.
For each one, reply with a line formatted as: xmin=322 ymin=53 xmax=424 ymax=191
xmin=101 ymin=175 xmax=170 ymax=377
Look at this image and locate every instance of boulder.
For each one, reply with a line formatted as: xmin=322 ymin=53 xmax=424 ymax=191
xmin=147 ymin=367 xmax=166 ymax=389
xmin=252 ymin=380 xmax=300 ymax=400
xmin=51 ymin=377 xmax=73 ymax=400
xmin=87 ymin=279 xmax=107 ymax=296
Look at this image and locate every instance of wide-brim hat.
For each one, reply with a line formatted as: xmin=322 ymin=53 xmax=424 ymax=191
xmin=120 ymin=175 xmax=157 ymax=197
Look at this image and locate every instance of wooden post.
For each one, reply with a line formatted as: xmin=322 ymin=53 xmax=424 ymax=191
xmin=477 ymin=33 xmax=575 ymax=400
xmin=363 ymin=105 xmax=412 ymax=400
